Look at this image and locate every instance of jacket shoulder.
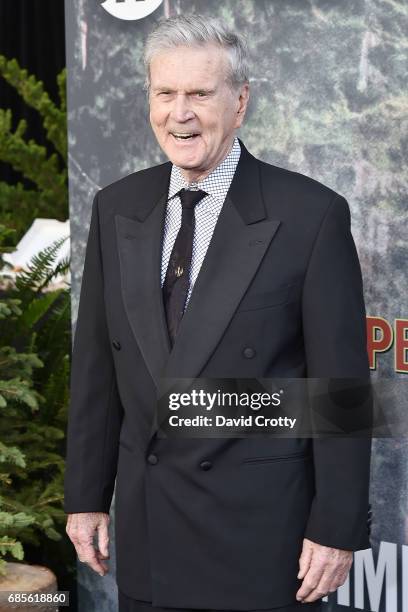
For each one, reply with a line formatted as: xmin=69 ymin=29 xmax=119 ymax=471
xmin=255 ymin=157 xmax=348 ymax=223
xmin=259 ymin=157 xmax=341 ymax=201
xmin=97 ymin=160 xmax=172 ymax=205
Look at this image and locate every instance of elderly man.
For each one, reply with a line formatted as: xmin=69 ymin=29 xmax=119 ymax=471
xmin=64 ymin=13 xmax=372 ymax=612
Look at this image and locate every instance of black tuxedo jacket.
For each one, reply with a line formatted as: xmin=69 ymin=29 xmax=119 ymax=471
xmin=64 ymin=139 xmax=371 ymax=610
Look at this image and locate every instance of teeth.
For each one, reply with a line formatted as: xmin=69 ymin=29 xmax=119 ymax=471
xmin=172 ymin=133 xmax=196 ymax=139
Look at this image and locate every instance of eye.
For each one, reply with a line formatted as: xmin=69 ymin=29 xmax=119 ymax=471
xmin=195 ymin=91 xmax=207 ymax=98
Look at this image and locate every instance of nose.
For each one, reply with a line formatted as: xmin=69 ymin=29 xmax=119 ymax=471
xmin=170 ymin=93 xmax=196 ymax=123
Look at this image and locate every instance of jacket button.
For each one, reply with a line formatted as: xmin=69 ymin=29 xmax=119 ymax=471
xmin=112 ymin=340 xmax=121 ymax=351
xmin=243 ymin=347 xmax=256 ymax=359
xmin=199 ymin=460 xmax=212 ymax=471
xmin=147 ymin=454 xmax=158 ymax=465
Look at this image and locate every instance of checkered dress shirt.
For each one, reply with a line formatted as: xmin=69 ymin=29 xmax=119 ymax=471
xmin=160 ymin=137 xmax=241 ymax=309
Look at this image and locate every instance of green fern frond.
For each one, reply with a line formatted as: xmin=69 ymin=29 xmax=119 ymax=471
xmin=15 ymin=236 xmax=68 ymax=293
xmin=19 ymin=291 xmax=63 ymax=329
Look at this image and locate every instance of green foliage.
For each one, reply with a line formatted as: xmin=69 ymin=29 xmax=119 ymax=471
xmin=0 ymin=226 xmax=71 ymax=574
xmin=0 ymin=56 xmax=67 ymax=239
xmin=0 ymin=536 xmax=24 ymax=575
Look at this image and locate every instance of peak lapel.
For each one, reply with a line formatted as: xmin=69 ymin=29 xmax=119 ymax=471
xmin=115 ymin=165 xmax=172 ymax=389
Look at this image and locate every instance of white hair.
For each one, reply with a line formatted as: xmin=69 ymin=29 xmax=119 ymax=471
xmin=143 ymin=13 xmax=250 ymax=92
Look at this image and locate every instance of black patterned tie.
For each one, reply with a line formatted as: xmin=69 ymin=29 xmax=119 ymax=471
xmin=162 ymin=188 xmax=207 ymax=347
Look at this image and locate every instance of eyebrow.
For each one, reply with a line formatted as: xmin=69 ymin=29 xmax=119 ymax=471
xmin=152 ymin=87 xmax=216 ymax=94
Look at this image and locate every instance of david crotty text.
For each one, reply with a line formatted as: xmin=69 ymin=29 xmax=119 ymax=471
xmin=168 ymin=415 xmax=297 ymax=429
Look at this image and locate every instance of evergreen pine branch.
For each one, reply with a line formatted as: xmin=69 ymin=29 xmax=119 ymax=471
xmin=40 ymin=354 xmax=70 ymax=420
xmin=0 ymin=182 xmax=66 ymax=234
xmin=2 ymin=486 xmax=63 ymax=541
xmin=0 ymin=182 xmax=40 ymax=221
xmin=57 ymin=68 xmax=67 ymax=115
xmin=0 ymin=223 xmax=17 ymax=248
xmin=0 ymin=536 xmax=24 ymax=563
xmin=0 ymin=475 xmax=12 ymax=487
xmin=0 ymin=347 xmax=43 ymax=379
xmin=0 ymin=299 xmax=22 ymax=320
xmin=0 ymin=443 xmax=26 ymax=469
xmin=0 ymin=56 xmax=67 ymax=160
xmin=0 ymin=378 xmax=42 ymax=410
xmin=0 ymin=511 xmax=36 ymax=530
xmin=0 ymin=109 xmax=67 ymax=205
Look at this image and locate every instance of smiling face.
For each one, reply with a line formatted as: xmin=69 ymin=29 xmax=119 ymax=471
xmin=148 ymin=44 xmax=249 ymax=183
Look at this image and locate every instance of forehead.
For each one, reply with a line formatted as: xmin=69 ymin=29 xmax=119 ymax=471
xmin=149 ymin=43 xmax=229 ymax=87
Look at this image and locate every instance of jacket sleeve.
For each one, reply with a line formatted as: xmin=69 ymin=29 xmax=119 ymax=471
xmin=64 ymin=190 xmax=123 ymax=514
xmin=301 ymin=194 xmax=372 ymax=551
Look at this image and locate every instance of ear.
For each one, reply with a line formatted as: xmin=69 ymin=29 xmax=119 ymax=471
xmin=234 ymin=83 xmax=250 ymax=128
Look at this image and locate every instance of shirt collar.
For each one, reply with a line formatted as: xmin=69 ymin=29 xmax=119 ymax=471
xmin=168 ymin=137 xmax=241 ymax=203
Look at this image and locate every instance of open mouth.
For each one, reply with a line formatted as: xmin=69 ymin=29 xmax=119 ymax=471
xmin=171 ymin=132 xmax=200 ymax=141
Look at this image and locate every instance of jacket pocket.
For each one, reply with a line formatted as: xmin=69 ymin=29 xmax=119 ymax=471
xmin=236 ymin=280 xmax=302 ymax=313
xmin=242 ymin=451 xmax=311 ymax=465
